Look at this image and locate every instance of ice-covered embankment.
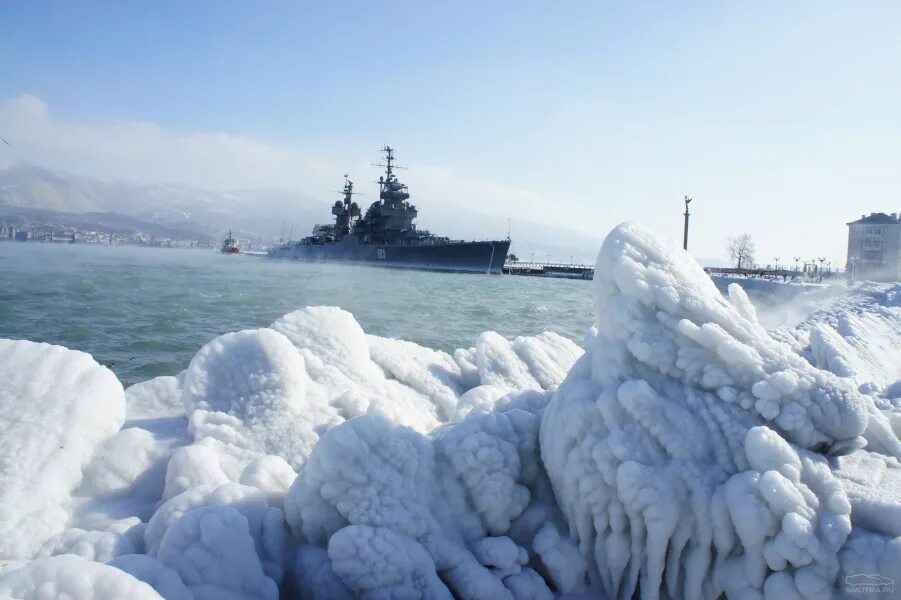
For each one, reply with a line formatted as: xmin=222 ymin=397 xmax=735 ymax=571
xmin=541 ymin=222 xmax=901 ymax=598
xmin=1 ymin=222 xmax=900 ymax=599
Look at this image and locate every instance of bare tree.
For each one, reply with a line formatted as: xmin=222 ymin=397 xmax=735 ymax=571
xmin=727 ymin=234 xmax=756 ymax=269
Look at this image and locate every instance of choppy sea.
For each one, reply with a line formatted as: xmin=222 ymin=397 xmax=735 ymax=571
xmin=0 ymin=242 xmax=594 ymax=386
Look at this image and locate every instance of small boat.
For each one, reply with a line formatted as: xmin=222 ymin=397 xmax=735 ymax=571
xmin=220 ymin=230 xmax=242 ymax=254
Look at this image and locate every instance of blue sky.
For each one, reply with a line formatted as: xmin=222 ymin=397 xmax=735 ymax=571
xmin=1 ymin=1 xmax=900 ymax=264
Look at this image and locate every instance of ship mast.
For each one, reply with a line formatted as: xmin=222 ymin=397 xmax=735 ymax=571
xmin=375 ymin=145 xmax=400 ymax=180
xmin=332 ymin=173 xmax=362 ymax=237
xmin=373 ymin=145 xmax=407 ymax=203
xmin=384 ymin=145 xmax=394 ymax=179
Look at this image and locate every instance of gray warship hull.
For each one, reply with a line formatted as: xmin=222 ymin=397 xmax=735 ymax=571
xmin=267 ymin=238 xmax=510 ymax=274
xmin=266 ymin=147 xmax=511 ymax=274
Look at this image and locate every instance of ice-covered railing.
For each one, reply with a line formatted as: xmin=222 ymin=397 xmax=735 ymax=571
xmin=541 ymin=222 xmax=901 ymax=598
xmin=1 ymin=222 xmax=899 ymax=599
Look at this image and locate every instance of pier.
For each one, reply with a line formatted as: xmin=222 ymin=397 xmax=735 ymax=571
xmin=503 ymin=261 xmax=594 ymax=280
xmin=502 ymin=263 xmax=843 ymax=282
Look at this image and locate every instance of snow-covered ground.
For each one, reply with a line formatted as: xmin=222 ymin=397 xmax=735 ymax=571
xmin=1 ymin=222 xmax=899 ymax=599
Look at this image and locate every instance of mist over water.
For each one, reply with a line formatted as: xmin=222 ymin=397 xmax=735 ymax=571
xmin=0 ymin=242 xmax=594 ymax=385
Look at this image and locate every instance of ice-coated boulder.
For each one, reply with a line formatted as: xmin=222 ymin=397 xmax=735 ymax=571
xmin=540 ymin=222 xmax=892 ymax=599
xmin=0 ymin=554 xmax=162 ymax=599
xmin=37 ymin=523 xmax=140 ymax=563
xmin=108 ymin=554 xmax=193 ymax=600
xmin=328 ymin=525 xmax=453 ymax=599
xmin=0 ymin=340 xmax=125 ymax=559
xmin=238 ymin=454 xmax=297 ymax=509
xmin=283 ymin=400 xmax=575 ymax=600
xmin=156 ymin=505 xmax=278 ymax=600
xmin=182 ymin=328 xmax=342 ymax=469
xmin=144 ymin=482 xmax=289 ymax=584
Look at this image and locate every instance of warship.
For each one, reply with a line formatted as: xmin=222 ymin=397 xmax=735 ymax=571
xmin=266 ymin=147 xmax=510 ymax=273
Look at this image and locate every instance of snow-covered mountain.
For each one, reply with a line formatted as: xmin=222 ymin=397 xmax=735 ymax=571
xmin=0 ymin=159 xmax=612 ymax=260
xmin=0 ymin=160 xmax=322 ymax=241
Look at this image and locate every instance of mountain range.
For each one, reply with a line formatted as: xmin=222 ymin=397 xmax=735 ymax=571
xmin=0 ymin=159 xmax=613 ymax=262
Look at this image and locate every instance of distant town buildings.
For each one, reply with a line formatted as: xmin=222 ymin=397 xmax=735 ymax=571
xmin=0 ymin=220 xmax=217 ymax=249
xmin=846 ymin=212 xmax=901 ymax=281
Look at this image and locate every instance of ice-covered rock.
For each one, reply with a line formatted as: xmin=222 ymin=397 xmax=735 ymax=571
xmin=238 ymin=455 xmax=297 ymax=509
xmin=67 ymin=374 xmax=194 ymax=532
xmin=182 ymin=327 xmax=341 ymax=469
xmin=540 ymin=222 xmax=891 ymax=599
xmin=0 ymin=340 xmax=125 ymax=559
xmin=801 ymin=287 xmax=901 ymax=388
xmin=0 ymin=554 xmax=162 ymax=599
xmin=37 ymin=519 xmax=142 ymax=563
xmin=271 ymin=307 xmax=446 ymax=432
xmin=144 ymin=482 xmax=289 ymax=584
xmin=328 ymin=525 xmax=452 ymax=599
xmin=125 ymin=375 xmax=185 ymax=422
xmin=108 ymin=554 xmax=193 ymax=600
xmin=156 ymin=505 xmax=278 ymax=600
xmin=284 ymin=397 xmax=573 ymax=599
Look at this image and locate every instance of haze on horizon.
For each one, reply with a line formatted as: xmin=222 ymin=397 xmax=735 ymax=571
xmin=1 ymin=0 xmax=900 ymax=266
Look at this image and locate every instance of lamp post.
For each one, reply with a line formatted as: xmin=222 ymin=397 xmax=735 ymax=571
xmin=682 ymin=196 xmax=692 ymax=251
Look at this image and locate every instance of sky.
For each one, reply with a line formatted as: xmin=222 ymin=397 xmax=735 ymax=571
xmin=1 ymin=0 xmax=900 ymax=265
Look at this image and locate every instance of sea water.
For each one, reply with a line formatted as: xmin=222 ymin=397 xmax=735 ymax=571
xmin=0 ymin=242 xmax=593 ymax=385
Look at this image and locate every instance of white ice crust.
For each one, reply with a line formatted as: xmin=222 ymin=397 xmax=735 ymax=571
xmin=0 ymin=340 xmax=125 ymax=560
xmin=1 ymin=222 xmax=899 ymax=599
xmin=541 ymin=223 xmax=900 ymax=599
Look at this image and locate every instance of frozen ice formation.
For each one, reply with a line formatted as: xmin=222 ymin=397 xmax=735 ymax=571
xmin=1 ymin=222 xmax=900 ymax=599
xmin=0 ymin=554 xmax=162 ymax=599
xmin=284 ymin=406 xmax=569 ymax=600
xmin=541 ymin=222 xmax=901 ymax=598
xmin=0 ymin=340 xmax=125 ymax=559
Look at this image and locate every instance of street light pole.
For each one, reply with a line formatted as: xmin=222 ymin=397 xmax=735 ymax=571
xmin=683 ymin=196 xmax=692 ymax=251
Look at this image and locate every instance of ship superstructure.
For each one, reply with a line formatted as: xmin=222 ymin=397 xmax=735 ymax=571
xmin=220 ymin=230 xmax=242 ymax=254
xmin=267 ymin=147 xmax=509 ymax=273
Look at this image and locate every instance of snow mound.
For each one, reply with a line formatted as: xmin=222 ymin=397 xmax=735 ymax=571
xmin=107 ymin=554 xmax=192 ymax=600
xmin=0 ymin=340 xmax=125 ymax=559
xmin=182 ymin=327 xmax=340 ymax=469
xmin=0 ymin=554 xmax=162 ymax=599
xmin=175 ymin=309 xmax=580 ymax=488
xmin=125 ymin=375 xmax=185 ymax=422
xmin=540 ymin=222 xmax=895 ymax=598
xmin=37 ymin=519 xmax=142 ymax=563
xmin=769 ymin=281 xmax=901 ymax=391
xmin=144 ymin=482 xmax=289 ymax=584
xmin=283 ymin=401 xmax=572 ymax=599
xmin=155 ymin=505 xmax=278 ymax=600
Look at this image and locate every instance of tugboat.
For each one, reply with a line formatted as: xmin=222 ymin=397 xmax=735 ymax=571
xmin=267 ymin=147 xmax=510 ymax=273
xmin=220 ymin=230 xmax=242 ymax=254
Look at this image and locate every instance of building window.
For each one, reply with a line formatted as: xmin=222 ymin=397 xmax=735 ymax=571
xmin=864 ymin=239 xmax=883 ymax=250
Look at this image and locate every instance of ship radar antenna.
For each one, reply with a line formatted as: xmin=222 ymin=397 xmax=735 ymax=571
xmin=372 ymin=144 xmax=406 ymax=181
xmin=336 ymin=174 xmax=364 ymax=198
